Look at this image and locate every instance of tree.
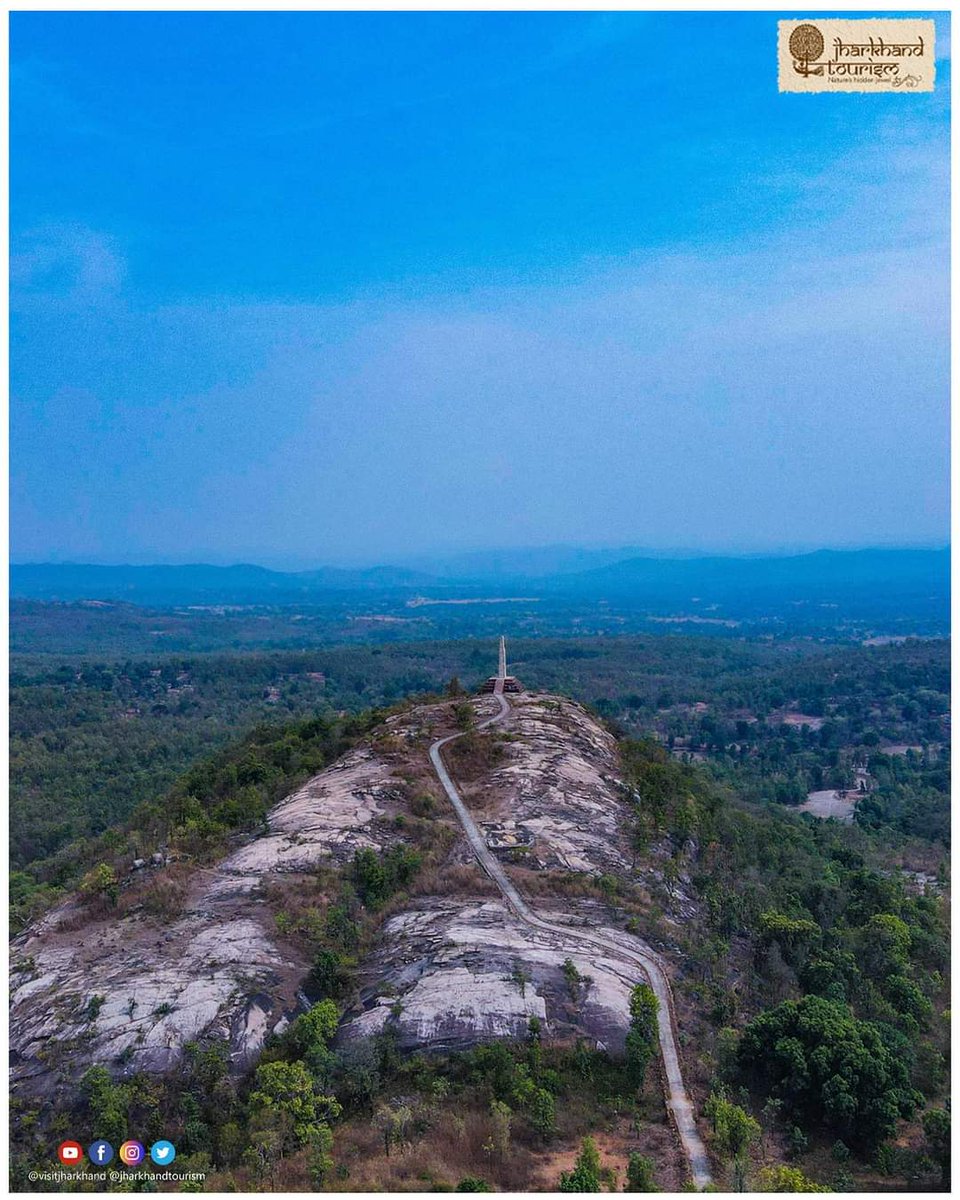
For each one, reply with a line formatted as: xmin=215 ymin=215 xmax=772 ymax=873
xmin=510 ymin=960 xmax=531 ymax=998
xmin=786 ymin=1124 xmax=808 ymax=1159
xmin=625 ymin=1153 xmax=657 ymax=1191
xmin=857 ymin=913 xmax=911 ymax=977
xmin=737 ymin=995 xmax=921 ymax=1148
xmin=757 ymin=911 xmax=822 ymax=969
xmin=883 ymin=975 xmax=932 ymax=1025
xmin=306 ymin=948 xmax=351 ymax=1001
xmin=922 ymin=1107 xmax=950 ymax=1187
xmin=352 ymin=848 xmax=389 ymax=909
xmin=286 ymin=999 xmax=339 ymax=1084
xmin=714 ymin=1026 xmax=740 ymax=1081
xmin=286 ymin=999 xmax=339 ymax=1058
xmin=529 ymin=1087 xmax=556 ymax=1140
xmin=324 ymin=901 xmax=360 ymax=950
xmin=625 ymin=983 xmax=659 ymax=1087
xmin=249 ymin=1060 xmax=340 ymax=1155
xmin=375 ymin=1102 xmax=413 ymax=1157
xmin=560 ymin=1137 xmax=603 ymax=1192
xmin=754 ymin=1165 xmax=830 ymax=1192
xmin=512 ymin=1063 xmax=536 ymax=1107
xmin=713 ymin=1099 xmax=759 ymax=1159
xmin=80 ymin=1066 xmax=128 ymax=1146
xmin=485 ymin=1099 xmax=512 ymax=1160
xmin=452 ymin=701 xmax=475 ymax=731
xmin=308 ymin=1124 xmax=335 ymax=1187
xmin=457 ymin=1178 xmax=493 ymax=1192
xmin=352 ymin=845 xmax=421 ymax=910
xmin=246 ymin=1116 xmax=286 ymax=1183
xmin=705 ymin=1093 xmax=760 ymax=1191
xmin=559 ymin=955 xmax=588 ymax=1003
xmin=80 ymin=863 xmax=119 ymax=907
xmin=335 ymin=1039 xmax=381 ymax=1109
xmin=216 ymin=1121 xmax=245 ymax=1167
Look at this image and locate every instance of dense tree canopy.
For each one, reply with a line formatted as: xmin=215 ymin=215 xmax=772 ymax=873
xmin=737 ymin=995 xmax=922 ymax=1148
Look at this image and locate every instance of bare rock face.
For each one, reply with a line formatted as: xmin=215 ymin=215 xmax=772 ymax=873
xmin=217 ymin=743 xmax=404 ymax=876
xmin=9 ymin=717 xmax=422 ymax=1101
xmin=337 ymin=694 xmax=645 ymax=1057
xmin=340 ymin=898 xmax=643 ymax=1053
xmin=10 ymin=693 xmax=640 ymax=1101
xmin=466 ymin=693 xmax=633 ymax=875
xmin=11 ymin=917 xmax=289 ymax=1089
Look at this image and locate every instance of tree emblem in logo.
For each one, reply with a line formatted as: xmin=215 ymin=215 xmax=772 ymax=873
xmin=789 ymin=23 xmax=825 ymax=75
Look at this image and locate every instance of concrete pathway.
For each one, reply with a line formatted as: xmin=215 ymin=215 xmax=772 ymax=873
xmin=429 ymin=692 xmax=712 ymax=1190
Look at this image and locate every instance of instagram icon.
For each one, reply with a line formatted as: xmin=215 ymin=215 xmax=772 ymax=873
xmin=119 ymin=1140 xmax=145 ymax=1166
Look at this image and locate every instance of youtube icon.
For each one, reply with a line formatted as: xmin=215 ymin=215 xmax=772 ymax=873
xmin=57 ymin=1141 xmax=83 ymax=1166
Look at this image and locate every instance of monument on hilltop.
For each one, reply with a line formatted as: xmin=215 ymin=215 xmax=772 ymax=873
xmin=480 ymin=635 xmax=523 ymax=694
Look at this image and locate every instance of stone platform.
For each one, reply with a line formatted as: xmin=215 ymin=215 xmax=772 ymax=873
xmin=480 ymin=675 xmax=523 ymax=693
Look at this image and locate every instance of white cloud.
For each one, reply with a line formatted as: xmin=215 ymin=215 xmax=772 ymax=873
xmin=10 ymin=98 xmax=949 ymax=561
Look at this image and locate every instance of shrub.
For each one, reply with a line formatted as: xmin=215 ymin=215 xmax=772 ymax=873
xmin=625 ymin=983 xmax=659 ymax=1086
xmin=755 ymin=1166 xmax=829 ymax=1192
xmin=625 ymin=1153 xmax=657 ymax=1192
xmin=559 ymin=1137 xmax=602 ymax=1192
xmin=306 ymin=948 xmax=352 ymax=1001
xmin=79 ymin=863 xmax=119 ymax=907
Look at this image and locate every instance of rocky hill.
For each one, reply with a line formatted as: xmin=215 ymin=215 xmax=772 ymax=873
xmin=10 ymin=692 xmax=653 ymax=1105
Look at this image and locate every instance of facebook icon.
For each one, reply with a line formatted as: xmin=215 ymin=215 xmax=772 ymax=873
xmin=89 ymin=1140 xmax=114 ymax=1165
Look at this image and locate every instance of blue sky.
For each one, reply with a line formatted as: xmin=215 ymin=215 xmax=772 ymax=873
xmin=10 ymin=11 xmax=951 ymax=566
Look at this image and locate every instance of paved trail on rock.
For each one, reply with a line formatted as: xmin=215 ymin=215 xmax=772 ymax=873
xmin=429 ymin=689 xmax=712 ymax=1190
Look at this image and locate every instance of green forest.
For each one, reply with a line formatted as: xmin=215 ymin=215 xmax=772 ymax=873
xmin=10 ymin=704 xmax=949 ymax=1191
xmin=9 ymin=626 xmax=950 ymax=1191
xmin=11 ymin=635 xmax=948 ymax=923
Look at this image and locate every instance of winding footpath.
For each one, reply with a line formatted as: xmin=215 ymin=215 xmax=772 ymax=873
xmin=429 ymin=688 xmax=712 ymax=1190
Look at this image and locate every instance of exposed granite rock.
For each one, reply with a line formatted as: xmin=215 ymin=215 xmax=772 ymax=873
xmin=10 ymin=694 xmax=642 ymax=1100
xmin=341 ymin=898 xmax=642 ymax=1053
xmin=11 ymin=911 xmax=291 ymax=1096
xmin=10 ymin=714 xmax=427 ymax=1100
xmin=472 ymin=693 xmax=633 ymax=875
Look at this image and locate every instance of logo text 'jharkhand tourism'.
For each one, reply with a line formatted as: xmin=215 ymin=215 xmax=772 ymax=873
xmin=778 ymin=19 xmax=935 ymax=93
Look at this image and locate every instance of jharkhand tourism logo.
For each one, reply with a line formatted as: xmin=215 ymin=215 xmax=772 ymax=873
xmin=778 ymin=18 xmax=935 ymax=93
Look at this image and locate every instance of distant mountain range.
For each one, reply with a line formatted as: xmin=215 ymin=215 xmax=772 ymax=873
xmin=560 ymin=547 xmax=950 ymax=595
xmin=400 ymin=544 xmax=702 ymax=579
xmin=10 ymin=547 xmax=949 ymax=611
xmin=8 ymin=561 xmax=437 ymax=606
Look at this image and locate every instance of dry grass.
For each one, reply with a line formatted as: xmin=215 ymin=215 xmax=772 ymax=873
xmin=406 ymin=863 xmax=501 ymax=900
xmin=208 ymin=1098 xmax=560 ymax=1192
xmin=42 ymin=900 xmax=110 ymax=935
xmin=53 ymin=864 xmax=195 ymax=932
xmin=201 ymin=1102 xmax=519 ymax=1193
xmin=526 ymin=1117 xmax=685 ymax=1192
xmin=398 ymin=813 xmax=459 ymax=854
xmin=329 ymin=1102 xmax=537 ymax=1192
xmin=116 ymin=865 xmax=192 ymax=921
xmin=445 ymin=730 xmax=507 ymax=783
xmin=258 ymin=870 xmax=341 ymax=952
xmin=201 ymin=1065 xmax=686 ymax=1194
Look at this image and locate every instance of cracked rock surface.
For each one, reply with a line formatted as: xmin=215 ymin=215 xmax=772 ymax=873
xmin=470 ymin=693 xmax=634 ymax=875
xmin=9 ymin=717 xmax=424 ymax=1100
xmin=10 ymin=694 xmax=643 ymax=1100
xmin=341 ymin=898 xmax=643 ymax=1053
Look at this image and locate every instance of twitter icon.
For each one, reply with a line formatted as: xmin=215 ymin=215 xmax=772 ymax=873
xmin=150 ymin=1140 xmax=176 ymax=1166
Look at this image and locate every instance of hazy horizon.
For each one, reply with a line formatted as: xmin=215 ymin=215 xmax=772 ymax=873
xmin=11 ymin=12 xmax=950 ymax=565
xmin=9 ymin=539 xmax=950 ymax=575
